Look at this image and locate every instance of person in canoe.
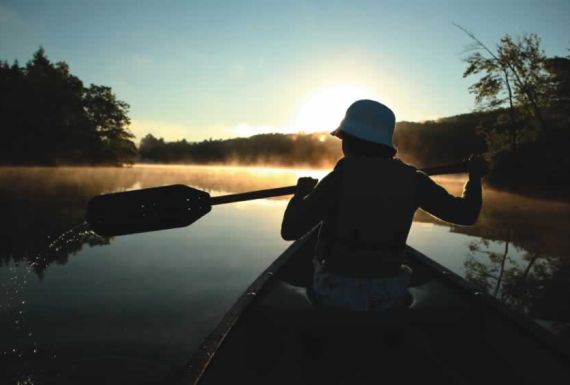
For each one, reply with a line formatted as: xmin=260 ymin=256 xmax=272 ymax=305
xmin=281 ymin=99 xmax=487 ymax=312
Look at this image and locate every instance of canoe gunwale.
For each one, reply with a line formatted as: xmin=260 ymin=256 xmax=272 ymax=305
xmin=406 ymin=245 xmax=570 ymax=363
xmin=187 ymin=230 xmax=570 ymax=384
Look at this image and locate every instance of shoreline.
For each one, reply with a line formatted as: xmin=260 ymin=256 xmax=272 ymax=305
xmin=1 ymin=163 xmax=568 ymax=202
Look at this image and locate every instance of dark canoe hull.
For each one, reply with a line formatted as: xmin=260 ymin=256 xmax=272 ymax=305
xmin=187 ymin=230 xmax=570 ymax=384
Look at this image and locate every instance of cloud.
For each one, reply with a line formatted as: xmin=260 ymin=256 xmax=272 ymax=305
xmin=0 ymin=4 xmax=21 ymax=28
xmin=419 ymin=115 xmax=442 ymax=123
xmin=130 ymin=119 xmax=288 ymax=143
xmin=0 ymin=4 xmax=40 ymax=59
xmin=229 ymin=123 xmax=282 ymax=137
xmin=131 ymin=116 xmax=334 ymax=144
xmin=129 ymin=119 xmax=193 ymax=142
xmin=227 ymin=63 xmax=246 ymax=79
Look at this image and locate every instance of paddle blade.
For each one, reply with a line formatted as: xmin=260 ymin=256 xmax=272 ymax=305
xmin=86 ymin=184 xmax=211 ymax=236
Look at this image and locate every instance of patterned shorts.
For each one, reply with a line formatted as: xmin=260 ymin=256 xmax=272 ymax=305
xmin=310 ymin=263 xmax=412 ymax=312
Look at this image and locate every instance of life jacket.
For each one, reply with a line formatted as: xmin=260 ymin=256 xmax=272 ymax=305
xmin=316 ymin=156 xmax=417 ymax=277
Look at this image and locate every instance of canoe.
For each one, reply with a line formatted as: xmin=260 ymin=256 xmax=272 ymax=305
xmin=186 ymin=229 xmax=570 ymax=384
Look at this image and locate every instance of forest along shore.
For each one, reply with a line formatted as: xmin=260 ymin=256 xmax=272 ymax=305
xmin=2 ymin=41 xmax=569 ymax=199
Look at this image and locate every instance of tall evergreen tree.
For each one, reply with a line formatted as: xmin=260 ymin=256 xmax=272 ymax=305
xmin=0 ymin=47 xmax=136 ymax=165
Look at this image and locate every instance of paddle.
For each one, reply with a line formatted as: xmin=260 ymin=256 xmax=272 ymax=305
xmin=86 ymin=161 xmax=468 ymax=237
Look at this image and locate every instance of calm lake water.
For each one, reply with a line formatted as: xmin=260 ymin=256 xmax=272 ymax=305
xmin=1 ymin=164 xmax=569 ymax=384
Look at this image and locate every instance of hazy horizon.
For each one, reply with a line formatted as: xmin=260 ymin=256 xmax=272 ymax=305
xmin=133 ymin=111 xmax=478 ymax=144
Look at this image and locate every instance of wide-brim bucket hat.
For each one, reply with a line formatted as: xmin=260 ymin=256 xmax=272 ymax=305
xmin=331 ymin=99 xmax=396 ymax=150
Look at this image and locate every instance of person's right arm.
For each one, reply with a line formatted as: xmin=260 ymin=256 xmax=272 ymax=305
xmin=417 ymin=156 xmax=486 ymax=225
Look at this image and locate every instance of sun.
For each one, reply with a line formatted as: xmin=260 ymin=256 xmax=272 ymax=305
xmin=292 ymin=85 xmax=377 ymax=133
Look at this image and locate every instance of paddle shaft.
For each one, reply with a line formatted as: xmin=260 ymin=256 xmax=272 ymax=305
xmin=209 ymin=160 xmax=468 ymax=206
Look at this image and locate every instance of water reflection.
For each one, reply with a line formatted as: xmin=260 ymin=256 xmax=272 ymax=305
xmin=413 ymin=184 xmax=570 ymax=337
xmin=0 ymin=165 xmax=325 ymax=278
xmin=465 ymin=235 xmax=569 ymax=337
xmin=0 ymin=165 xmax=569 ymax=383
xmin=1 ymin=165 xmax=568 ymax=313
xmin=0 ymin=165 xmax=307 ymax=384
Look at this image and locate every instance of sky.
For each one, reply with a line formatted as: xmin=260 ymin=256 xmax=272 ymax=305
xmin=1 ymin=0 xmax=569 ymax=142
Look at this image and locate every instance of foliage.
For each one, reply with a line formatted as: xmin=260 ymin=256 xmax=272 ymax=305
xmin=460 ymin=28 xmax=570 ymax=197
xmin=461 ymin=30 xmax=551 ymax=151
xmin=465 ymin=236 xmax=569 ymax=332
xmin=545 ymin=56 xmax=570 ymax=126
xmin=0 ymin=47 xmax=136 ymax=165
xmin=139 ymin=133 xmax=343 ymax=167
xmin=394 ymin=113 xmax=488 ymax=166
xmin=138 ymin=114 xmax=488 ymax=168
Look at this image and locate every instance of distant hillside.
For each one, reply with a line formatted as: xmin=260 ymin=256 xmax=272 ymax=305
xmin=139 ymin=132 xmax=342 ymax=168
xmin=139 ymin=108 xmax=570 ymax=199
xmin=394 ymin=110 xmax=494 ymax=166
xmin=139 ymin=110 xmax=491 ymax=169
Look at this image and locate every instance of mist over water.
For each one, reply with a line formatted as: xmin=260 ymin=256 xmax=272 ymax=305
xmin=1 ymin=164 xmax=569 ymax=384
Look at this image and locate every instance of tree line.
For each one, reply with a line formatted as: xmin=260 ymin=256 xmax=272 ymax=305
xmin=0 ymin=48 xmax=136 ymax=165
xmin=138 ymin=115 xmax=489 ymax=169
xmin=139 ymin=132 xmax=343 ymax=167
xmin=2 ymin=37 xmax=569 ymax=197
